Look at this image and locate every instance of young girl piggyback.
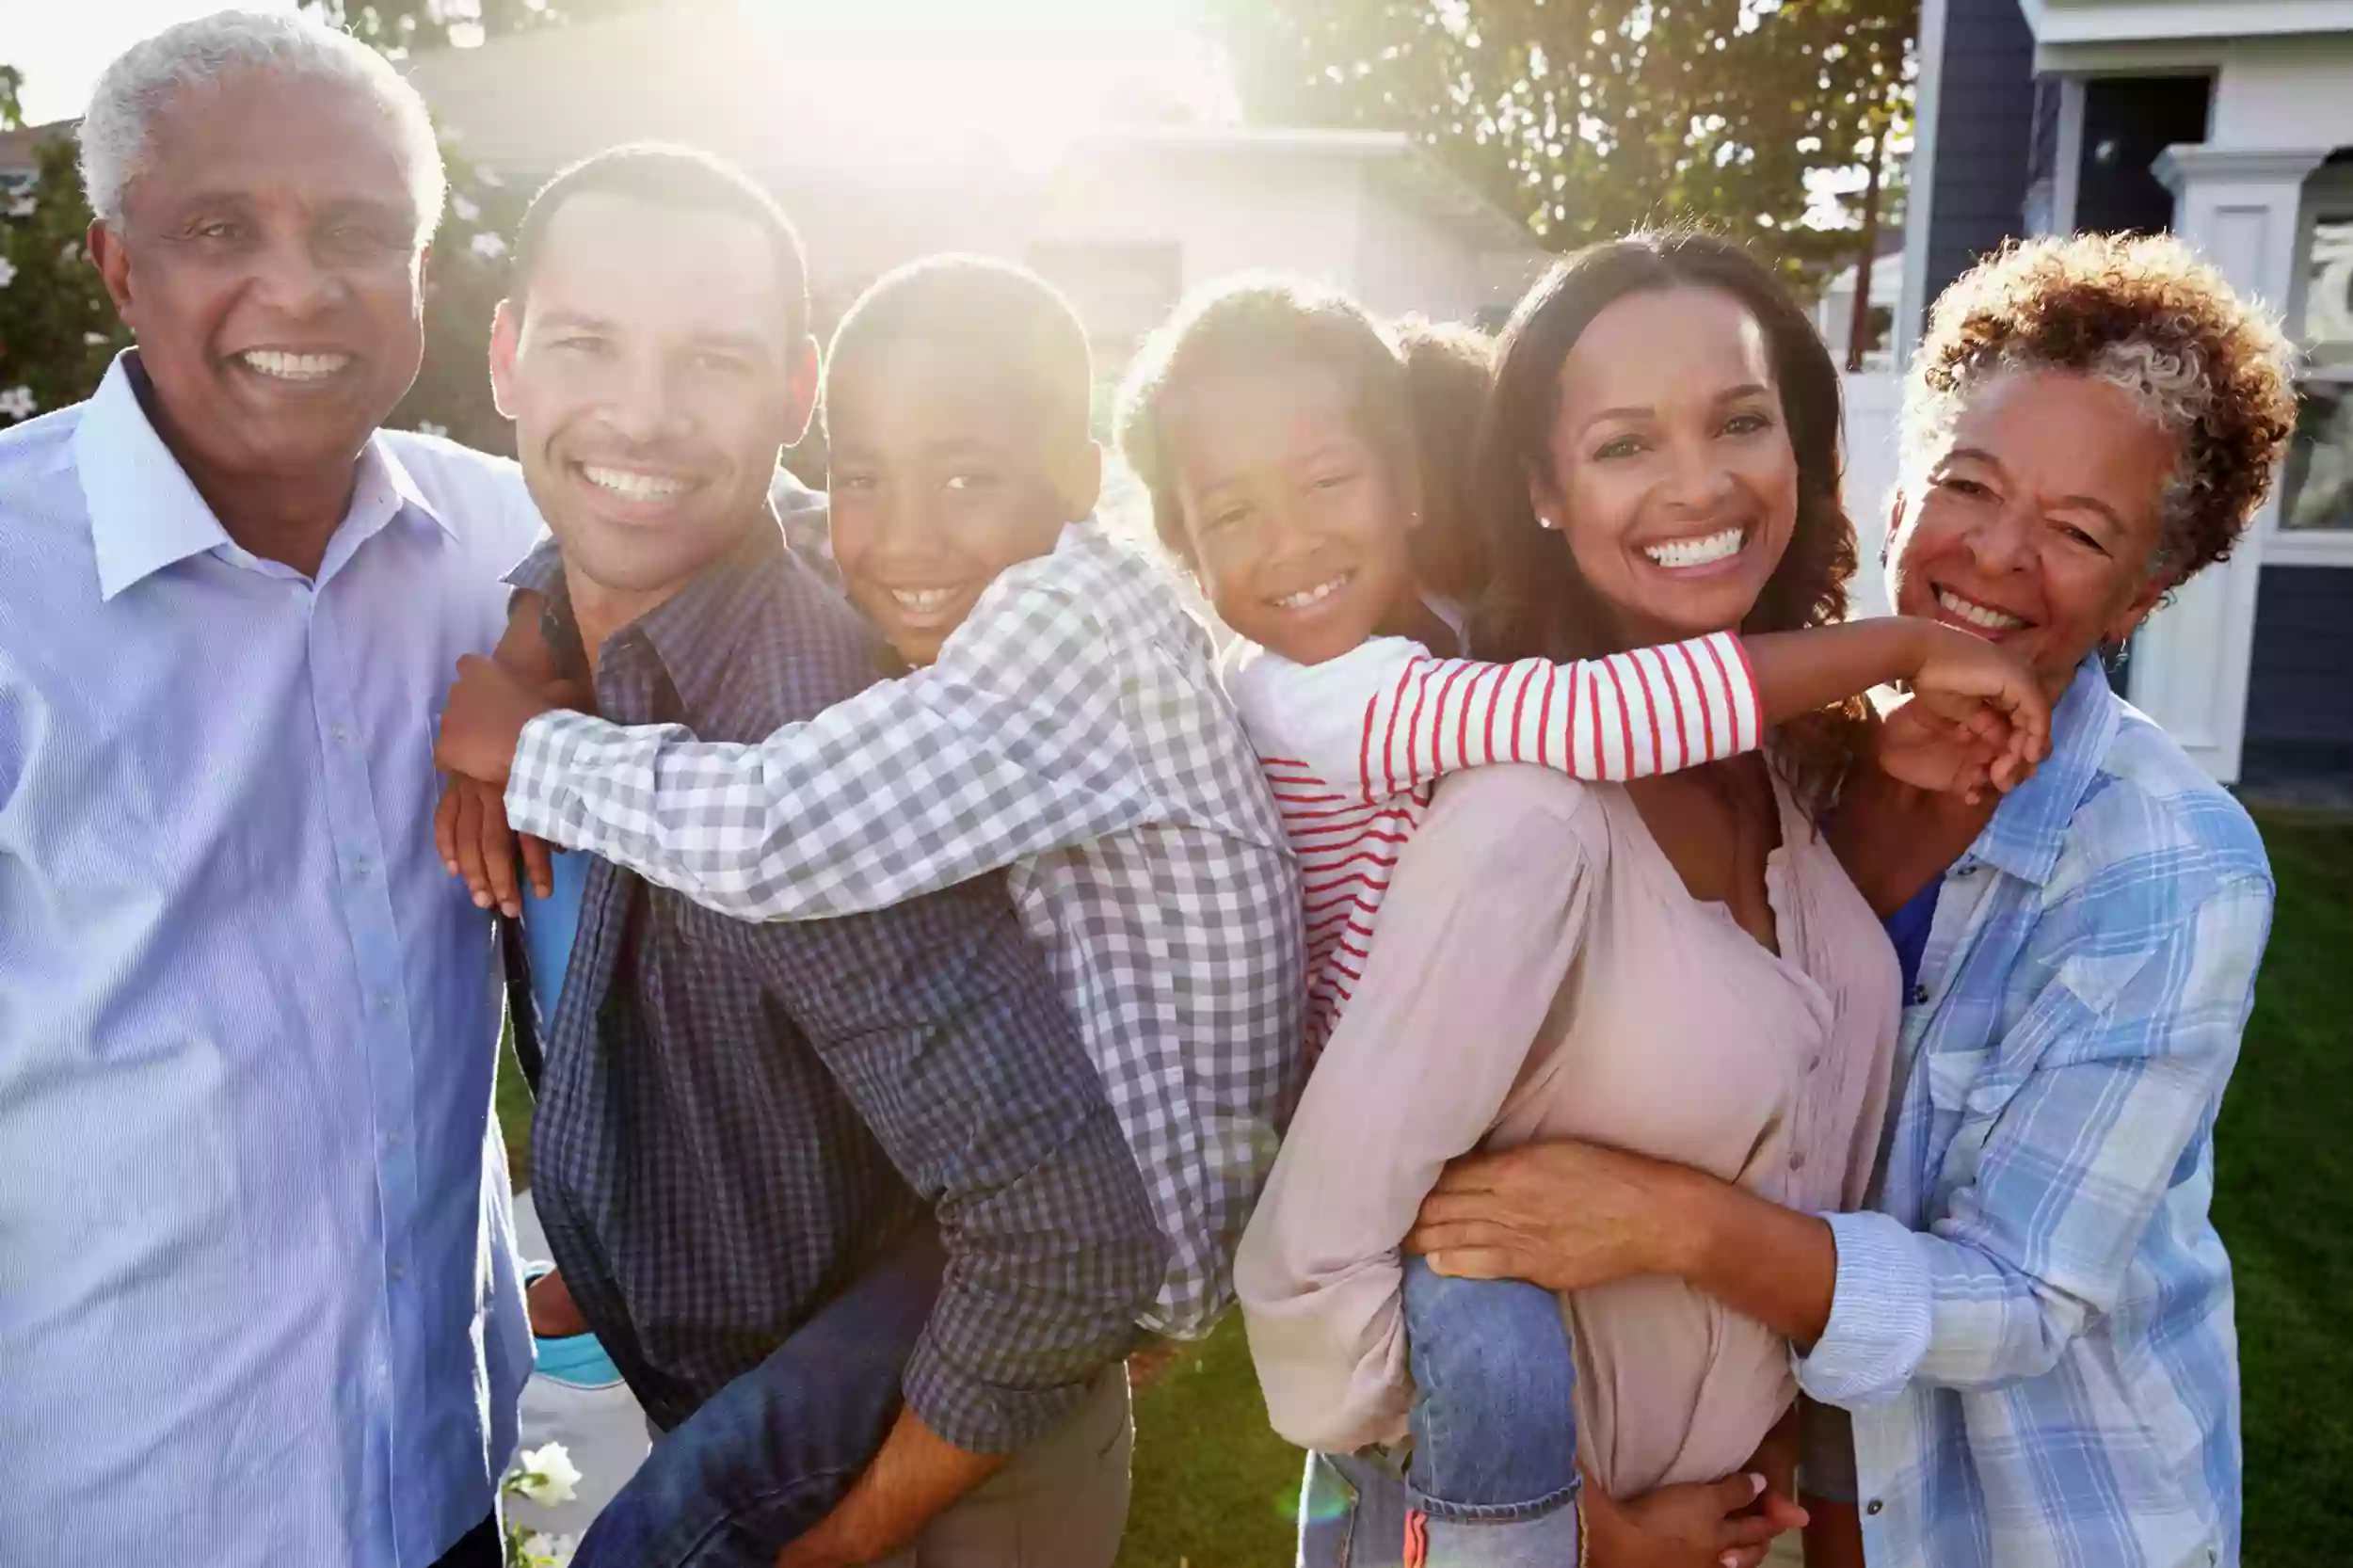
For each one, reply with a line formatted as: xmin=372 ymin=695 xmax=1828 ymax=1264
xmin=1114 ymin=280 xmax=2046 ymax=1566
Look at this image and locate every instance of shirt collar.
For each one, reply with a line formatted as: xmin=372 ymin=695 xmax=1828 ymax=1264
xmin=1966 ymin=656 xmax=2122 ymax=887
xmin=74 ymin=351 xmax=452 ymax=600
xmin=607 ymin=507 xmax=796 ymax=719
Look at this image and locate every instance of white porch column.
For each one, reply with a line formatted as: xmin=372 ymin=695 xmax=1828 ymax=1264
xmin=2130 ymin=145 xmax=2326 ymax=783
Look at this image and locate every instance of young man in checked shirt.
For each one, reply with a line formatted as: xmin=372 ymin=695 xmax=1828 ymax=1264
xmin=440 ymin=251 xmax=1304 ymax=1563
xmin=440 ymin=153 xmax=1176 ymax=1568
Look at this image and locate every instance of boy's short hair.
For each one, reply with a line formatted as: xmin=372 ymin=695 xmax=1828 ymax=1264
xmin=510 ymin=143 xmax=808 ymax=339
xmin=824 ymin=255 xmax=1094 ymax=448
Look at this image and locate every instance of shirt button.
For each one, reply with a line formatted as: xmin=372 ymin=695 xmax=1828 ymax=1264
xmin=1789 ymin=1150 xmax=1806 ymax=1171
xmin=1866 ymin=1499 xmax=1884 ymax=1516
xmin=332 ymin=725 xmax=353 ymax=745
xmin=390 ymin=1264 xmax=407 ymax=1282
xmin=351 ymin=857 xmax=372 ymax=880
xmin=1807 ymin=1053 xmax=1823 ymax=1073
xmin=376 ymin=993 xmax=395 ymax=1015
xmin=1956 ymin=864 xmax=1977 ymax=878
xmin=1910 ymin=984 xmax=1930 ymax=1007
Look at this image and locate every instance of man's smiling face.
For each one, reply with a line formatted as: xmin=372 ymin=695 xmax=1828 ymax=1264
xmin=94 ymin=70 xmax=427 ymax=478
xmin=490 ymin=188 xmax=815 ymax=616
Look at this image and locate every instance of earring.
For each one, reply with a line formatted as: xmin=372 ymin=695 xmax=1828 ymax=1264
xmin=1536 ymin=513 xmax=1556 ymax=531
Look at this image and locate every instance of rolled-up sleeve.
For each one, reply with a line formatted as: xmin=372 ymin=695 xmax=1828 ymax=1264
xmin=1234 ymin=768 xmax=1602 ymax=1452
xmin=1798 ymin=872 xmax=2272 ymax=1406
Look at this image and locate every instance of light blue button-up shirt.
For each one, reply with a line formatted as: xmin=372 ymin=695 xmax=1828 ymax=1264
xmin=1797 ymin=660 xmax=2273 ymax=1568
xmin=0 ymin=357 xmax=542 ymax=1567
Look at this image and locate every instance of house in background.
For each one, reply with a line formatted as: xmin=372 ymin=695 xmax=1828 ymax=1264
xmin=1901 ymin=0 xmax=2353 ymax=789
xmin=397 ymin=7 xmax=1547 ymax=375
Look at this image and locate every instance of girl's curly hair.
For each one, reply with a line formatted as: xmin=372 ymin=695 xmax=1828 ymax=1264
xmin=1906 ymin=232 xmax=2298 ymax=580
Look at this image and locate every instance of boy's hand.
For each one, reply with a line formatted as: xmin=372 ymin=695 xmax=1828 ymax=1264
xmin=433 ymin=775 xmax=552 ymax=916
xmin=436 ymin=654 xmax=557 ymax=790
xmin=1899 ymin=623 xmax=2051 ymax=794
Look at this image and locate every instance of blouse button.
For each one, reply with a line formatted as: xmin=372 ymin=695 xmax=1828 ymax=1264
xmin=1788 ymin=1150 xmax=1806 ymax=1171
xmin=1910 ymin=984 xmax=1930 ymax=1007
xmin=1866 ymin=1499 xmax=1884 ymax=1516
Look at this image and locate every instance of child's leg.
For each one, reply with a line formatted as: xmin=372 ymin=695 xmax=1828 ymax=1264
xmin=575 ymin=1222 xmax=946 ymax=1568
xmin=1401 ymin=1254 xmax=1581 ymax=1566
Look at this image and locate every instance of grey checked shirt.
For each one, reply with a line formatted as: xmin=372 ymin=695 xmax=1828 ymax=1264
xmin=511 ymin=518 xmax=1164 ymax=1450
xmin=508 ymin=520 xmax=1305 ymax=1339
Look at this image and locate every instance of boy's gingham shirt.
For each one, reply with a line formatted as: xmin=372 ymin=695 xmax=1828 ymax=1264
xmin=508 ymin=520 xmax=1305 ymax=1340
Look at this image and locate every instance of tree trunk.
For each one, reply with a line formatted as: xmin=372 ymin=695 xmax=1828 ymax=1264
xmin=1846 ymin=125 xmax=1887 ymax=374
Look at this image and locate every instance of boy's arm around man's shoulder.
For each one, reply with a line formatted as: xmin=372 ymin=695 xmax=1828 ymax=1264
xmin=504 ymin=565 xmax=1160 ymax=922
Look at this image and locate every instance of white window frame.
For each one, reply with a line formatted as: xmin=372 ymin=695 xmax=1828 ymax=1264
xmin=2269 ymin=163 xmax=2353 ymax=567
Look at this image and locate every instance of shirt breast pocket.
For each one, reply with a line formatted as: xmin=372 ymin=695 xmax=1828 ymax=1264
xmin=1924 ymin=1043 xmax=2027 ymax=1193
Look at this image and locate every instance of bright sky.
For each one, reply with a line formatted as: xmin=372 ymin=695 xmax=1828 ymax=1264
xmin=8 ymin=0 xmax=1232 ymax=129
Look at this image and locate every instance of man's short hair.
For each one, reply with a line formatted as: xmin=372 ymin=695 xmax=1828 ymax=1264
xmin=510 ymin=144 xmax=809 ymax=340
xmin=824 ymin=255 xmax=1094 ymax=449
xmin=79 ymin=8 xmax=445 ymax=241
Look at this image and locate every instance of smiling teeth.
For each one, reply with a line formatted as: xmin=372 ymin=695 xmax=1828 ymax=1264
xmin=1273 ymin=577 xmax=1349 ymax=610
xmin=890 ymin=587 xmax=957 ymax=615
xmin=583 ymin=465 xmax=691 ymax=501
xmin=240 ymin=349 xmax=349 ymax=381
xmin=1937 ymin=590 xmax=2025 ymax=631
xmin=1643 ymin=527 xmax=1746 ymax=568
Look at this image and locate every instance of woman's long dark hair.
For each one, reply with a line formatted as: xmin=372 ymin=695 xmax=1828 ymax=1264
xmin=1471 ymin=229 xmax=1865 ymax=793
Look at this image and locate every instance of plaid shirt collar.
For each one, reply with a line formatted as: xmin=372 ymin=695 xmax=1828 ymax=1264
xmin=1967 ymin=657 xmax=2122 ymax=889
xmin=545 ymin=506 xmax=804 ymax=721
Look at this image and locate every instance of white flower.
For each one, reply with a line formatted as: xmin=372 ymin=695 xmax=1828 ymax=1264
xmin=0 ymin=256 xmax=15 ymax=288
xmin=0 ymin=386 xmax=38 ymax=421
xmin=84 ymin=330 xmax=110 ymax=346
xmin=58 ymin=240 xmax=79 ymax=263
xmin=6 ymin=190 xmax=32 ymax=217
xmin=470 ymin=231 xmax=506 ymax=260
xmin=415 ymin=419 xmax=448 ymax=438
xmin=512 ymin=1442 xmax=581 ymax=1506
xmin=451 ymin=194 xmax=481 ymax=223
xmin=520 ymin=1531 xmax=579 ymax=1567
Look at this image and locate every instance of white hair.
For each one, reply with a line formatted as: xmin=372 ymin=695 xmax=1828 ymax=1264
xmin=78 ymin=9 xmax=445 ymax=242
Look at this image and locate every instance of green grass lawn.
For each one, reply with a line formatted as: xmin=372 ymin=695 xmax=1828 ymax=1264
xmin=498 ymin=813 xmax=2353 ymax=1566
xmin=2214 ymin=813 xmax=2353 ymax=1567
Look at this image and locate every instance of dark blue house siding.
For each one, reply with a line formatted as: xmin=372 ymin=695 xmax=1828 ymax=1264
xmin=1923 ymin=0 xmax=2040 ymax=310
xmin=2243 ymin=565 xmax=2353 ymax=781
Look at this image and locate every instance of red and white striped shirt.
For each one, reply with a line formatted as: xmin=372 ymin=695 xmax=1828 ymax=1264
xmin=1225 ymin=631 xmax=1762 ymax=1057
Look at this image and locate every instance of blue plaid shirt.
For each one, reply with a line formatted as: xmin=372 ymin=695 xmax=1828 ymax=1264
xmin=1798 ymin=659 xmax=2273 ymax=1568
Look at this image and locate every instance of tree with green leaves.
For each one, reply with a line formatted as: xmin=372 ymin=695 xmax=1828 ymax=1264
xmin=0 ymin=73 xmax=132 ymax=427
xmin=1207 ymin=0 xmax=1913 ymax=281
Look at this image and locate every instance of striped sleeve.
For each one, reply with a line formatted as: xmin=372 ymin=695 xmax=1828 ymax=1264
xmin=1353 ymin=632 xmax=1760 ymax=796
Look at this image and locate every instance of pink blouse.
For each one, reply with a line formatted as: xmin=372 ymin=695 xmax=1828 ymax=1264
xmin=1234 ymin=763 xmax=1897 ymax=1497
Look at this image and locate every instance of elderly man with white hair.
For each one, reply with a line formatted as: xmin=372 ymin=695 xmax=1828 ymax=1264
xmin=0 ymin=12 xmax=542 ymax=1566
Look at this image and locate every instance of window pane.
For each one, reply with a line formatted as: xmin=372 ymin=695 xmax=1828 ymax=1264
xmin=2283 ymin=381 xmax=2353 ymax=531
xmin=2306 ymin=218 xmax=2353 ymax=373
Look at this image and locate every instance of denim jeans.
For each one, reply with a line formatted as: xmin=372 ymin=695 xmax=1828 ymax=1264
xmin=1398 ymin=1256 xmax=1581 ymax=1563
xmin=575 ymin=1224 xmax=945 ymax=1568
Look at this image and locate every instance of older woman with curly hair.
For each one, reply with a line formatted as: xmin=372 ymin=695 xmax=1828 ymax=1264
xmin=1403 ymin=232 xmax=2296 ymax=1568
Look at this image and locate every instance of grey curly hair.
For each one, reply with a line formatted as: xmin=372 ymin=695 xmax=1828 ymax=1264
xmin=1901 ymin=232 xmax=2297 ymax=582
xmin=78 ymin=9 xmax=445 ymax=243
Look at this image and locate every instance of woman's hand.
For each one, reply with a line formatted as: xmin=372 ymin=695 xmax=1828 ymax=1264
xmin=1406 ymin=1139 xmax=1699 ymax=1293
xmin=1587 ymin=1471 xmax=1801 ymax=1568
